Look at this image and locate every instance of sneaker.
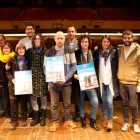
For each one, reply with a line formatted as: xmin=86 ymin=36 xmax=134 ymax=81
xmin=0 ymin=112 xmax=5 ymax=118
xmin=133 ymin=124 xmax=140 ymax=134
xmin=10 ymin=121 xmax=19 ymax=130
xmin=50 ymin=122 xmax=59 ymax=132
xmin=22 ymin=120 xmax=27 ymax=127
xmin=65 ymin=120 xmax=77 ymax=129
xmin=121 ymin=123 xmax=130 ymax=131
xmin=6 ymin=118 xmax=11 ymax=123
xmin=27 ymin=112 xmax=34 ymax=120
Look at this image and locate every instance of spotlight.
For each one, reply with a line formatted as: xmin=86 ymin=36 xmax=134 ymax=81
xmin=82 ymin=25 xmax=86 ymax=28
xmin=95 ymin=25 xmax=100 ymax=28
xmin=36 ymin=25 xmax=40 ymax=29
xmin=14 ymin=25 xmax=18 ymax=28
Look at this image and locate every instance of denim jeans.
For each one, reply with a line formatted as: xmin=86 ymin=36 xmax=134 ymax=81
xmin=101 ymin=83 xmax=114 ymax=120
xmin=78 ymin=90 xmax=98 ymax=120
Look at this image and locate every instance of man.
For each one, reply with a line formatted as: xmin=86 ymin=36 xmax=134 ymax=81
xmin=45 ymin=31 xmax=77 ymax=132
xmin=19 ymin=24 xmax=41 ymax=120
xmin=64 ymin=26 xmax=80 ymax=122
xmin=0 ymin=34 xmax=5 ymax=118
xmin=118 ymin=30 xmax=140 ymax=133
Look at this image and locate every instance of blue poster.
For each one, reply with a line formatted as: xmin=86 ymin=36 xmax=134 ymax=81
xmin=76 ymin=62 xmax=98 ymax=91
xmin=15 ymin=70 xmax=33 ymax=95
xmin=45 ymin=56 xmax=65 ymax=82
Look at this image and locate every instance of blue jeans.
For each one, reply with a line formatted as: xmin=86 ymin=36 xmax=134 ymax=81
xmin=78 ymin=90 xmax=98 ymax=120
xmin=101 ymin=83 xmax=114 ymax=120
xmin=0 ymin=87 xmax=4 ymax=112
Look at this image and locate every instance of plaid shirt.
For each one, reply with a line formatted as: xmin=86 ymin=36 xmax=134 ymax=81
xmin=17 ymin=56 xmax=25 ymax=71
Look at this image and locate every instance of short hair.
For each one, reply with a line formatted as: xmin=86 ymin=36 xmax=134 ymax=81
xmin=26 ymin=24 xmax=34 ymax=29
xmin=15 ymin=43 xmax=26 ymax=55
xmin=100 ymin=35 xmax=112 ymax=49
xmin=67 ymin=25 xmax=77 ymax=32
xmin=122 ymin=30 xmax=133 ymax=38
xmin=1 ymin=42 xmax=13 ymax=54
xmin=32 ymin=33 xmax=45 ymax=48
xmin=0 ymin=34 xmax=5 ymax=40
xmin=78 ymin=34 xmax=92 ymax=50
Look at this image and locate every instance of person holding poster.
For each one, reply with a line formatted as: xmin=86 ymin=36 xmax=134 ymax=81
xmin=26 ymin=33 xmax=47 ymax=127
xmin=45 ymin=31 xmax=77 ymax=132
xmin=72 ymin=34 xmax=100 ymax=131
xmin=94 ymin=35 xmax=119 ymax=131
xmin=0 ymin=42 xmax=15 ymax=123
xmin=6 ymin=43 xmax=28 ymax=130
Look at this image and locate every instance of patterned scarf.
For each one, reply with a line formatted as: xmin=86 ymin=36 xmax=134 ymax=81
xmin=100 ymin=48 xmax=110 ymax=65
xmin=34 ymin=46 xmax=42 ymax=54
xmin=0 ymin=51 xmax=15 ymax=63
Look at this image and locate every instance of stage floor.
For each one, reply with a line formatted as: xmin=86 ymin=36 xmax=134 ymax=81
xmin=0 ymin=101 xmax=140 ymax=140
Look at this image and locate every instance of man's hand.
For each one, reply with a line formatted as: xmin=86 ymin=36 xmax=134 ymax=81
xmin=74 ymin=74 xmax=79 ymax=80
xmin=57 ymin=79 xmax=67 ymax=85
xmin=12 ymin=79 xmax=15 ymax=85
xmin=137 ymin=86 xmax=140 ymax=92
xmin=48 ymin=85 xmax=50 ymax=91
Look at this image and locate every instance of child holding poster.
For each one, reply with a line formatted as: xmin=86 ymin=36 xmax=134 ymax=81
xmin=6 ymin=43 xmax=29 ymax=130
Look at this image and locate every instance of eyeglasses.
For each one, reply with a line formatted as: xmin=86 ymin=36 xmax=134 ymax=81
xmin=34 ymin=38 xmax=41 ymax=41
xmin=3 ymin=47 xmax=10 ymax=50
xmin=0 ymin=40 xmax=4 ymax=42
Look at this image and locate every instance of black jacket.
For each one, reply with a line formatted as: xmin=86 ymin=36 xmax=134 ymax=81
xmin=6 ymin=55 xmax=29 ymax=90
xmin=93 ymin=47 xmax=119 ymax=98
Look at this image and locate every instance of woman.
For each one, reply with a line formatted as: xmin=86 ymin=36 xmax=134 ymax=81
xmin=26 ymin=33 xmax=47 ymax=126
xmin=94 ymin=35 xmax=119 ymax=130
xmin=0 ymin=42 xmax=15 ymax=123
xmin=6 ymin=43 xmax=28 ymax=130
xmin=72 ymin=34 xmax=100 ymax=131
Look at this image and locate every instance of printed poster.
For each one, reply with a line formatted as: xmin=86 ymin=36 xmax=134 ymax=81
xmin=15 ymin=70 xmax=33 ymax=95
xmin=76 ymin=62 xmax=99 ymax=91
xmin=45 ymin=56 xmax=65 ymax=82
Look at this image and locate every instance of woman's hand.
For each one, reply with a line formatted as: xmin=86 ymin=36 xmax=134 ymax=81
xmin=74 ymin=74 xmax=79 ymax=80
xmin=12 ymin=79 xmax=15 ymax=84
xmin=5 ymin=63 xmax=10 ymax=70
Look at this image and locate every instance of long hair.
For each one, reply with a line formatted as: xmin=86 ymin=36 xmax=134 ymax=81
xmin=100 ymin=35 xmax=112 ymax=49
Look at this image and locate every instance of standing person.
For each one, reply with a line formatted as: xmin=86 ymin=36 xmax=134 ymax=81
xmin=0 ymin=34 xmax=5 ymax=118
xmin=26 ymin=33 xmax=47 ymax=126
xmin=0 ymin=42 xmax=15 ymax=122
xmin=6 ymin=43 xmax=28 ymax=130
xmin=19 ymin=24 xmax=41 ymax=120
xmin=65 ymin=25 xmax=80 ymax=122
xmin=94 ymin=35 xmax=119 ymax=131
xmin=45 ymin=31 xmax=77 ymax=132
xmin=73 ymin=35 xmax=100 ymax=131
xmin=118 ymin=30 xmax=140 ymax=133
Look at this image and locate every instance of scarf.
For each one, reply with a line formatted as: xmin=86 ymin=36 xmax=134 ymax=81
xmin=34 ymin=46 xmax=42 ymax=54
xmin=100 ymin=48 xmax=110 ymax=65
xmin=81 ymin=49 xmax=93 ymax=64
xmin=0 ymin=51 xmax=15 ymax=63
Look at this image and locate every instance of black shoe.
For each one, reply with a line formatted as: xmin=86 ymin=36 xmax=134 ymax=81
xmin=90 ymin=118 xmax=100 ymax=131
xmin=73 ymin=113 xmax=81 ymax=122
xmin=10 ymin=121 xmax=19 ymax=130
xmin=0 ymin=112 xmax=5 ymax=118
xmin=27 ymin=112 xmax=34 ymax=120
xmin=81 ymin=117 xmax=86 ymax=129
xmin=40 ymin=109 xmax=47 ymax=126
xmin=30 ymin=111 xmax=40 ymax=126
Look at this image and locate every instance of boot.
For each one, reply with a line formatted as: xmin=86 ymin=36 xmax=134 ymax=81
xmin=90 ymin=118 xmax=100 ymax=131
xmin=73 ymin=112 xmax=81 ymax=122
xmin=30 ymin=111 xmax=40 ymax=126
xmin=40 ymin=109 xmax=47 ymax=126
xmin=107 ymin=120 xmax=113 ymax=130
xmin=81 ymin=116 xmax=86 ymax=129
xmin=103 ymin=116 xmax=108 ymax=128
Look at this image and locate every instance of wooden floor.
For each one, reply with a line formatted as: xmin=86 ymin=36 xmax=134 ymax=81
xmin=0 ymin=101 xmax=140 ymax=140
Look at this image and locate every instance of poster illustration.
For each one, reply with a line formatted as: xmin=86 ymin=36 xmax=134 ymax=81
xmin=15 ymin=70 xmax=33 ymax=95
xmin=76 ymin=62 xmax=98 ymax=91
xmin=45 ymin=56 xmax=65 ymax=82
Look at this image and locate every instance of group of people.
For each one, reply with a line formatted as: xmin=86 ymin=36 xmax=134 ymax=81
xmin=0 ymin=24 xmax=140 ymax=134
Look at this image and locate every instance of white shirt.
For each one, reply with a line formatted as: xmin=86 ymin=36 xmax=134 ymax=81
xmin=19 ymin=37 xmax=32 ymax=50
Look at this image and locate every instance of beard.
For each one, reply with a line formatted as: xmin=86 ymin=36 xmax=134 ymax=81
xmin=69 ymin=35 xmax=74 ymax=40
xmin=57 ymin=43 xmax=64 ymax=48
xmin=123 ymin=41 xmax=132 ymax=46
